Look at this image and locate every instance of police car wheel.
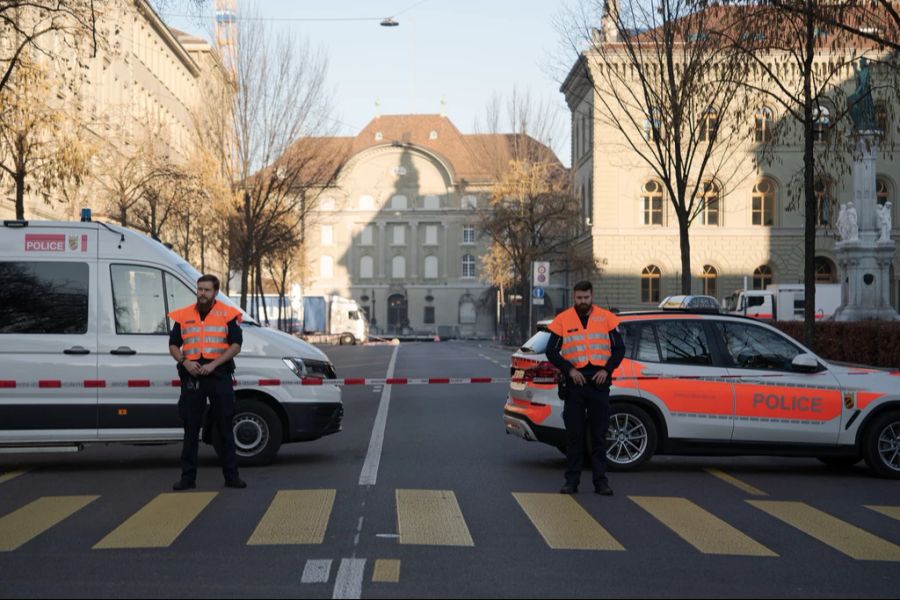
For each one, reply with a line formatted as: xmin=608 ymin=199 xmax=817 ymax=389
xmin=605 ymin=404 xmax=657 ymax=471
xmin=863 ymin=411 xmax=900 ymax=479
xmin=212 ymin=399 xmax=283 ymax=467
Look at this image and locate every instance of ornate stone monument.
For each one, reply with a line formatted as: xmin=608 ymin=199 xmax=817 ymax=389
xmin=834 ymin=58 xmax=899 ymax=321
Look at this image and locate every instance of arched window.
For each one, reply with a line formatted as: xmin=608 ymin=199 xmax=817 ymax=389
xmin=359 ymin=256 xmax=374 ymax=279
xmin=701 ymin=265 xmax=718 ymax=298
xmin=815 ymin=257 xmax=836 ymax=283
xmin=754 ymin=107 xmax=774 ymax=143
xmin=752 ymin=178 xmax=776 ymax=226
xmin=699 ymin=108 xmax=719 ymax=142
xmin=813 ymin=105 xmax=831 ymax=142
xmin=875 ymin=102 xmax=888 ymax=138
xmin=753 ymin=265 xmax=773 ymax=290
xmin=320 ymin=197 xmax=336 ymax=211
xmin=424 ymin=256 xmax=438 ymax=279
xmin=392 ymin=256 xmax=406 ymax=279
xmin=461 ymin=254 xmax=476 ymax=278
xmin=700 ymin=181 xmax=720 ymax=226
xmin=641 ymin=265 xmax=661 ymax=303
xmin=642 ymin=180 xmax=664 ymax=226
xmin=815 ymin=178 xmax=833 ymax=227
xmin=320 ymin=255 xmax=334 ymax=279
xmin=877 ymin=178 xmax=890 ymax=207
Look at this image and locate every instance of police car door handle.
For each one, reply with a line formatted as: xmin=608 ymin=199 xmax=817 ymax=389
xmin=109 ymin=346 xmax=137 ymax=356
xmin=63 ymin=346 xmax=91 ymax=355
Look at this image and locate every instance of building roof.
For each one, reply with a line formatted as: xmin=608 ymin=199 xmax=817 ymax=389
xmin=289 ymin=114 xmax=561 ymax=185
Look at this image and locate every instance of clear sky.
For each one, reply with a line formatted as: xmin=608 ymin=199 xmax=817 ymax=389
xmin=159 ymin=0 xmax=576 ymax=165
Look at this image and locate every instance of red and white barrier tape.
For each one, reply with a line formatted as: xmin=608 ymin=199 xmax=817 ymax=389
xmin=0 ymin=377 xmax=535 ymax=389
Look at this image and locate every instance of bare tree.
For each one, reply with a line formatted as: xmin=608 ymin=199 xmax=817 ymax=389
xmin=225 ymin=12 xmax=345 ymax=310
xmin=0 ymin=56 xmax=93 ymax=218
xmin=560 ymin=0 xmax=755 ymax=294
xmin=0 ymin=0 xmax=105 ymax=95
xmin=718 ymin=1 xmax=889 ymax=345
xmin=472 ymin=92 xmax=592 ymax=343
xmin=761 ymin=0 xmax=900 ymax=52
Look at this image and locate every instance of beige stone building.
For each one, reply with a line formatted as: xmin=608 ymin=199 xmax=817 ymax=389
xmin=0 ymin=0 xmax=228 ymax=221
xmin=562 ymin=14 xmax=900 ymax=313
xmin=301 ymin=114 xmax=564 ymax=338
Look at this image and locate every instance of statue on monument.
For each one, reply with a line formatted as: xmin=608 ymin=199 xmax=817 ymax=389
xmin=849 ymin=57 xmax=877 ymax=132
xmin=877 ymin=202 xmax=893 ymax=242
xmin=846 ymin=201 xmax=859 ymax=241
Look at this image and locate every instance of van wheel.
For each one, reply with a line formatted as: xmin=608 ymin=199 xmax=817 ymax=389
xmin=862 ymin=411 xmax=900 ymax=479
xmin=605 ymin=404 xmax=657 ymax=471
xmin=212 ymin=399 xmax=283 ymax=467
xmin=340 ymin=333 xmax=356 ymax=345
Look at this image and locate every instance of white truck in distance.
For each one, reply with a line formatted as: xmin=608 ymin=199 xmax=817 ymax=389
xmin=300 ymin=295 xmax=368 ymax=345
xmin=725 ymin=283 xmax=841 ymax=321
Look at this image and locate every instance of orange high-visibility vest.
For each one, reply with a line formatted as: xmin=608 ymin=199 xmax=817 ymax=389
xmin=168 ymin=301 xmax=242 ymax=361
xmin=547 ymin=305 xmax=620 ymax=369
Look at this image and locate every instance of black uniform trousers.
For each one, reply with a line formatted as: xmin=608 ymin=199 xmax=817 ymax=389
xmin=562 ymin=382 xmax=611 ymax=489
xmin=178 ymin=374 xmax=239 ymax=482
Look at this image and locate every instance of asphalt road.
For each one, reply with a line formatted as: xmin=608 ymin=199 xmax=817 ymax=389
xmin=1 ymin=340 xmax=899 ymax=598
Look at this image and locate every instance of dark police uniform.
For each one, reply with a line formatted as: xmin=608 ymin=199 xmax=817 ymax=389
xmin=169 ymin=313 xmax=242 ymax=484
xmin=546 ymin=308 xmax=626 ymax=492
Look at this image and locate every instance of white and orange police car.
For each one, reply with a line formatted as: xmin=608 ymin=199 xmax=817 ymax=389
xmin=503 ymin=310 xmax=900 ymax=478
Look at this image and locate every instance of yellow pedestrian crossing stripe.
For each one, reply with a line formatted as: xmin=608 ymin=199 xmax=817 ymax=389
xmin=0 ymin=469 xmax=27 ymax=485
xmin=866 ymin=505 xmax=900 ymax=523
xmin=2 ymin=489 xmax=899 ymax=559
xmin=94 ymin=492 xmax=217 ymax=549
xmin=513 ymin=493 xmax=624 ymax=551
xmin=248 ymin=489 xmax=335 ymax=545
xmin=396 ymin=489 xmax=474 ymax=546
xmin=632 ymin=496 xmax=777 ymax=557
xmin=372 ymin=559 xmax=401 ymax=583
xmin=0 ymin=495 xmax=98 ymax=552
xmin=749 ymin=500 xmax=900 ymax=562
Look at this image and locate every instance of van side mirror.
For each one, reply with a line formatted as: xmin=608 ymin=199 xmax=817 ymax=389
xmin=791 ymin=353 xmax=822 ymax=373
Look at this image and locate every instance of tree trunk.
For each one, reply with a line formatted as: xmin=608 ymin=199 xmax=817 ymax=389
xmin=257 ymin=261 xmax=270 ymax=326
xmin=239 ymin=191 xmax=253 ymax=311
xmin=15 ymin=169 xmax=25 ymax=220
xmin=678 ymin=215 xmax=692 ymax=295
xmin=802 ymin=7 xmax=817 ymax=348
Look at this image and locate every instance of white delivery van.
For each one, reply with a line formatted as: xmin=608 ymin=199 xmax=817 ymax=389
xmin=727 ymin=284 xmax=841 ymax=321
xmin=0 ymin=219 xmax=342 ymax=465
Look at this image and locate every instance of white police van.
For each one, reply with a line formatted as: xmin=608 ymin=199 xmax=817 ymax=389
xmin=0 ymin=218 xmax=342 ymax=465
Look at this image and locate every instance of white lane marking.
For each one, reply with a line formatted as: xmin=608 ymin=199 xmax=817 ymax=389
xmin=332 ymin=558 xmax=366 ymax=599
xmin=358 ymin=345 xmax=400 ymax=486
xmin=302 ymin=559 xmax=333 ymax=584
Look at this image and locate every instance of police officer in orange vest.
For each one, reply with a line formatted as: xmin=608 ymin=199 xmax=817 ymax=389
xmin=546 ymin=280 xmax=625 ymax=495
xmin=168 ymin=274 xmax=246 ymax=491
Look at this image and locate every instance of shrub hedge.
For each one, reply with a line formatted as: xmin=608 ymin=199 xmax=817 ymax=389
xmin=772 ymin=321 xmax=900 ymax=369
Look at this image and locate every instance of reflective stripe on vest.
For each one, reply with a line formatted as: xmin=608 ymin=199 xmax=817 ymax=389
xmin=169 ymin=302 xmax=241 ymax=361
xmin=550 ymin=306 xmax=616 ymax=369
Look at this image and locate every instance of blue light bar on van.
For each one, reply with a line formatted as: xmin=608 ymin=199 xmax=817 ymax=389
xmin=80 ymin=208 xmax=92 ymax=222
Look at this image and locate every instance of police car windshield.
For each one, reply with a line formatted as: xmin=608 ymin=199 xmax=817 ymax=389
xmin=175 ymin=261 xmax=259 ymax=326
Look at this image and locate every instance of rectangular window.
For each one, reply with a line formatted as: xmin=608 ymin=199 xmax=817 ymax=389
xmin=0 ymin=261 xmax=89 ymax=334
xmin=462 ymin=226 xmax=476 ymax=244
xmin=424 ymin=306 xmax=435 ymax=324
xmin=425 ymin=225 xmax=438 ymax=245
xmin=321 ymin=225 xmax=333 ymax=246
xmin=110 ymin=264 xmax=167 ymax=334
xmin=360 ymin=224 xmax=374 ymax=246
xmin=393 ymin=225 xmax=405 ymax=246
xmin=643 ymin=197 xmax=663 ymax=225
